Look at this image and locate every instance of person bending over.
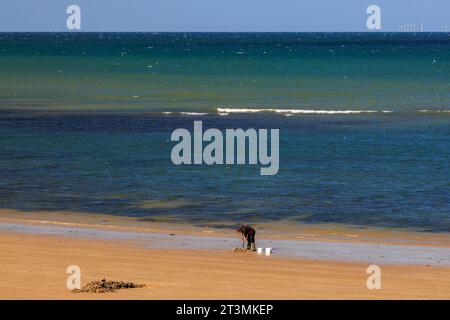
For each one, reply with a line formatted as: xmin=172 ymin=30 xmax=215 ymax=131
xmin=237 ymin=225 xmax=256 ymax=251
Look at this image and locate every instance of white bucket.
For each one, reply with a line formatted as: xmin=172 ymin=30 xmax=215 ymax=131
xmin=257 ymin=248 xmax=263 ymax=254
xmin=265 ymin=248 xmax=272 ymax=256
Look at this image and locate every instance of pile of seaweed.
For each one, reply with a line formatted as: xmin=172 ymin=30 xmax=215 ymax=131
xmin=72 ymin=279 xmax=145 ymax=293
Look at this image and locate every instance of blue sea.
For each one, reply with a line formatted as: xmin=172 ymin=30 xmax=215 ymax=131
xmin=0 ymin=33 xmax=449 ymax=231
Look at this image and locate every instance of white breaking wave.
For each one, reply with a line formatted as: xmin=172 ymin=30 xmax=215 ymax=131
xmin=158 ymin=108 xmax=450 ymax=116
xmin=217 ymin=108 xmax=387 ymax=115
xmin=162 ymin=111 xmax=208 ymax=116
xmin=180 ymin=112 xmax=208 ymax=115
xmin=418 ymin=109 xmax=450 ymax=113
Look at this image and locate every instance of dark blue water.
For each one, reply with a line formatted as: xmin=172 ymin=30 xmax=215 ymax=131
xmin=0 ymin=111 xmax=449 ymax=231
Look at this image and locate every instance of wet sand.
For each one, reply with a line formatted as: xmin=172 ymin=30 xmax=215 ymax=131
xmin=1 ymin=209 xmax=450 ymax=299
xmin=2 ymin=208 xmax=450 ymax=247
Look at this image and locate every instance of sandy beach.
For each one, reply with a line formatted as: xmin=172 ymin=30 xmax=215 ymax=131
xmin=1 ymin=209 xmax=450 ymax=299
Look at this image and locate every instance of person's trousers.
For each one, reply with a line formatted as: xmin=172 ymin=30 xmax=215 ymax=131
xmin=246 ymin=234 xmax=255 ymax=250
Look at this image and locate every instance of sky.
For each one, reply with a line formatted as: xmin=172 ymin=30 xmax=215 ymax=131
xmin=0 ymin=0 xmax=449 ymax=32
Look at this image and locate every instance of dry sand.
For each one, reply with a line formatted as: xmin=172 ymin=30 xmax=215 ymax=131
xmin=1 ymin=229 xmax=450 ymax=299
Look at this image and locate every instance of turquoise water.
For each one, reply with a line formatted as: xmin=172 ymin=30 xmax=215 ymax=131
xmin=0 ymin=33 xmax=449 ymax=231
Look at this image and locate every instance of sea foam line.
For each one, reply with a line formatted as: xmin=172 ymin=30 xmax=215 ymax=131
xmin=180 ymin=112 xmax=208 ymax=116
xmin=159 ymin=109 xmax=450 ymax=116
xmin=162 ymin=111 xmax=208 ymax=116
xmin=418 ymin=109 xmax=450 ymax=113
xmin=217 ymin=108 xmax=389 ymax=114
